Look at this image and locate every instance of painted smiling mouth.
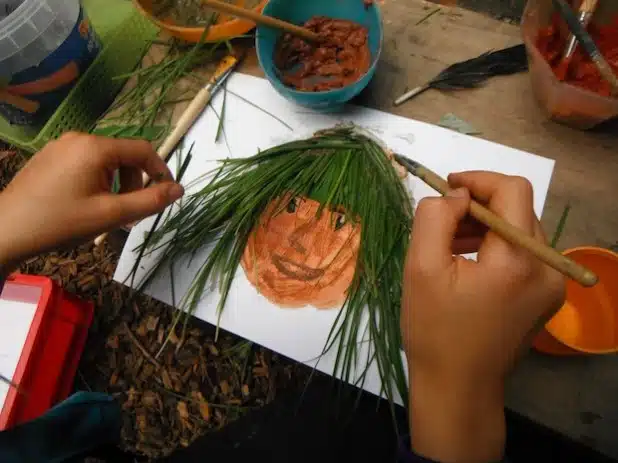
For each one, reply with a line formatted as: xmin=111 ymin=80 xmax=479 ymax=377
xmin=272 ymin=255 xmax=325 ymax=281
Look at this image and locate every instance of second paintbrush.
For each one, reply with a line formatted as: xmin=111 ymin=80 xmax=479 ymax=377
xmin=552 ymin=0 xmax=618 ymax=95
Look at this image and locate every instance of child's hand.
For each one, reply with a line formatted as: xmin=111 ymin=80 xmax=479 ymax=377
xmin=0 ymin=133 xmax=183 ymax=272
xmin=402 ymin=171 xmax=565 ymax=462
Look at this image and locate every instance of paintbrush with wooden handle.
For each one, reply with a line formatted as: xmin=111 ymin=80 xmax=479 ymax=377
xmin=394 ymin=154 xmax=598 ymax=288
xmin=201 ymin=0 xmax=321 ymax=42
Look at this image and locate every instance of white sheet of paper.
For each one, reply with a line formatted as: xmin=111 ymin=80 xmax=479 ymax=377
xmin=0 ymin=298 xmax=37 ymax=411
xmin=114 ymin=73 xmax=555 ymax=403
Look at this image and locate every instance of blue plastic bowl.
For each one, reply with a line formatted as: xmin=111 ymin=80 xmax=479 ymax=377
xmin=256 ymin=0 xmax=383 ymax=110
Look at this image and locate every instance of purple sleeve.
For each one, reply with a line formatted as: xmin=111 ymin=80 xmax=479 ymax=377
xmin=399 ymin=436 xmax=440 ymax=463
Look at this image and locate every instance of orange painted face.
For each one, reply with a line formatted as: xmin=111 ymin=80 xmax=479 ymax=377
xmin=241 ymin=194 xmax=361 ymax=309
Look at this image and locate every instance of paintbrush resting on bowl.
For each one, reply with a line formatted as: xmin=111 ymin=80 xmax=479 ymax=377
xmin=201 ymin=0 xmax=321 ymax=42
xmin=393 ymin=153 xmax=599 ymax=288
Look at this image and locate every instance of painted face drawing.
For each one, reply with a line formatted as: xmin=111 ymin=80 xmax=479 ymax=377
xmin=241 ymin=194 xmax=361 ymax=309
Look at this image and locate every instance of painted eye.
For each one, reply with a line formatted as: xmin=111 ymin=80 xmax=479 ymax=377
xmin=334 ymin=213 xmax=346 ymax=230
xmin=286 ymin=198 xmax=298 ymax=213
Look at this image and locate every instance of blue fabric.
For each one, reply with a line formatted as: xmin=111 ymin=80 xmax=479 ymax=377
xmin=0 ymin=392 xmax=120 ymax=463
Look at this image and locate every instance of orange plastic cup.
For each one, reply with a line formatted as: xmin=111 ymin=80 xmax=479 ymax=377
xmin=133 ymin=0 xmax=267 ymax=43
xmin=534 ymin=247 xmax=618 ymax=355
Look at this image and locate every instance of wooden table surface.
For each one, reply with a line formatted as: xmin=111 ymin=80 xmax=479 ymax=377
xmin=159 ymin=0 xmax=618 ymax=457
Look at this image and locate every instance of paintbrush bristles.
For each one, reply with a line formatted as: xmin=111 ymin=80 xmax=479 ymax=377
xmin=393 ymin=154 xmax=420 ymax=174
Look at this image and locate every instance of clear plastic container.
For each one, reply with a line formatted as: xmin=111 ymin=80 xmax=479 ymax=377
xmin=522 ymin=0 xmax=618 ymax=130
xmin=0 ymin=0 xmax=100 ymax=126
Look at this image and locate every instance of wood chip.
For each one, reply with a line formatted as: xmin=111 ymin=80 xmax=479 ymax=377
xmin=136 ymin=320 xmax=148 ymax=337
xmin=169 ymin=329 xmax=180 ymax=345
xmin=220 ymin=380 xmax=230 ymax=396
xmin=76 ymin=254 xmax=92 ymax=265
xmin=0 ymin=150 xmax=16 ymax=162
xmin=161 ymin=369 xmax=173 ymax=390
xmin=146 ymin=315 xmax=160 ymax=332
xmin=198 ymin=401 xmax=210 ymax=422
xmin=177 ymin=401 xmax=189 ymax=421
xmin=190 ymin=391 xmax=210 ymax=422
xmin=136 ymin=408 xmax=148 ymax=432
xmin=124 ymin=387 xmax=138 ymax=409
xmin=142 ymin=390 xmax=161 ymax=409
xmin=253 ymin=366 xmax=269 ymax=378
xmin=77 ymin=274 xmax=98 ymax=291
xmin=107 ymin=335 xmax=120 ymax=349
xmin=123 ymin=321 xmax=161 ymax=369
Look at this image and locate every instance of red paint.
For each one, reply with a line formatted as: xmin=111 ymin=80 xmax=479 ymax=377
xmin=537 ymin=14 xmax=618 ymax=96
xmin=274 ymin=16 xmax=371 ymax=92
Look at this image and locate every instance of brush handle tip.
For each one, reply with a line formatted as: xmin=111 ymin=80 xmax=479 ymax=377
xmin=580 ymin=270 xmax=599 ymax=287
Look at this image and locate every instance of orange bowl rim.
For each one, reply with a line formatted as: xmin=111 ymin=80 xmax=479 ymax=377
xmin=545 ymin=246 xmax=618 ymax=354
xmin=133 ymin=0 xmax=267 ymax=38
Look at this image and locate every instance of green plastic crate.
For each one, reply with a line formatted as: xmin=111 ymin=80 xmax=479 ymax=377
xmin=0 ymin=0 xmax=158 ymax=153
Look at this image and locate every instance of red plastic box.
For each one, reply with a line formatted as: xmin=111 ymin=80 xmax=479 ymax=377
xmin=0 ymin=274 xmax=94 ymax=430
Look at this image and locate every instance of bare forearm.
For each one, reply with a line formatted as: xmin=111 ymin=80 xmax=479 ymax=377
xmin=410 ymin=369 xmax=505 ymax=463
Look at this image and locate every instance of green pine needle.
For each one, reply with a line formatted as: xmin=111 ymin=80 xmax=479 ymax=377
xmin=215 ymin=84 xmax=227 ymax=143
xmin=96 ymin=16 xmax=219 ymax=141
xmin=551 ymin=204 xmax=571 ymax=249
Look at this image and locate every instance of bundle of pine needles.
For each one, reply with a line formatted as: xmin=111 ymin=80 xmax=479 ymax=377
xmin=95 ymin=16 xmax=233 ymax=142
xmin=133 ymin=127 xmax=413 ymax=404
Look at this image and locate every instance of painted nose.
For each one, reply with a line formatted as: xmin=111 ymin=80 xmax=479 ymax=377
xmin=288 ymin=219 xmax=315 ymax=254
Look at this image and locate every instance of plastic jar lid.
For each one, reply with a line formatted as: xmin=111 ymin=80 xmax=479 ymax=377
xmin=0 ymin=0 xmax=80 ymax=76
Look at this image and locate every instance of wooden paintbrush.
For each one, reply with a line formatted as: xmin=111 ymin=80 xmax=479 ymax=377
xmin=393 ymin=153 xmax=598 ymax=288
xmin=552 ymin=0 xmax=618 ymax=95
xmin=201 ymin=0 xmax=321 ymax=42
